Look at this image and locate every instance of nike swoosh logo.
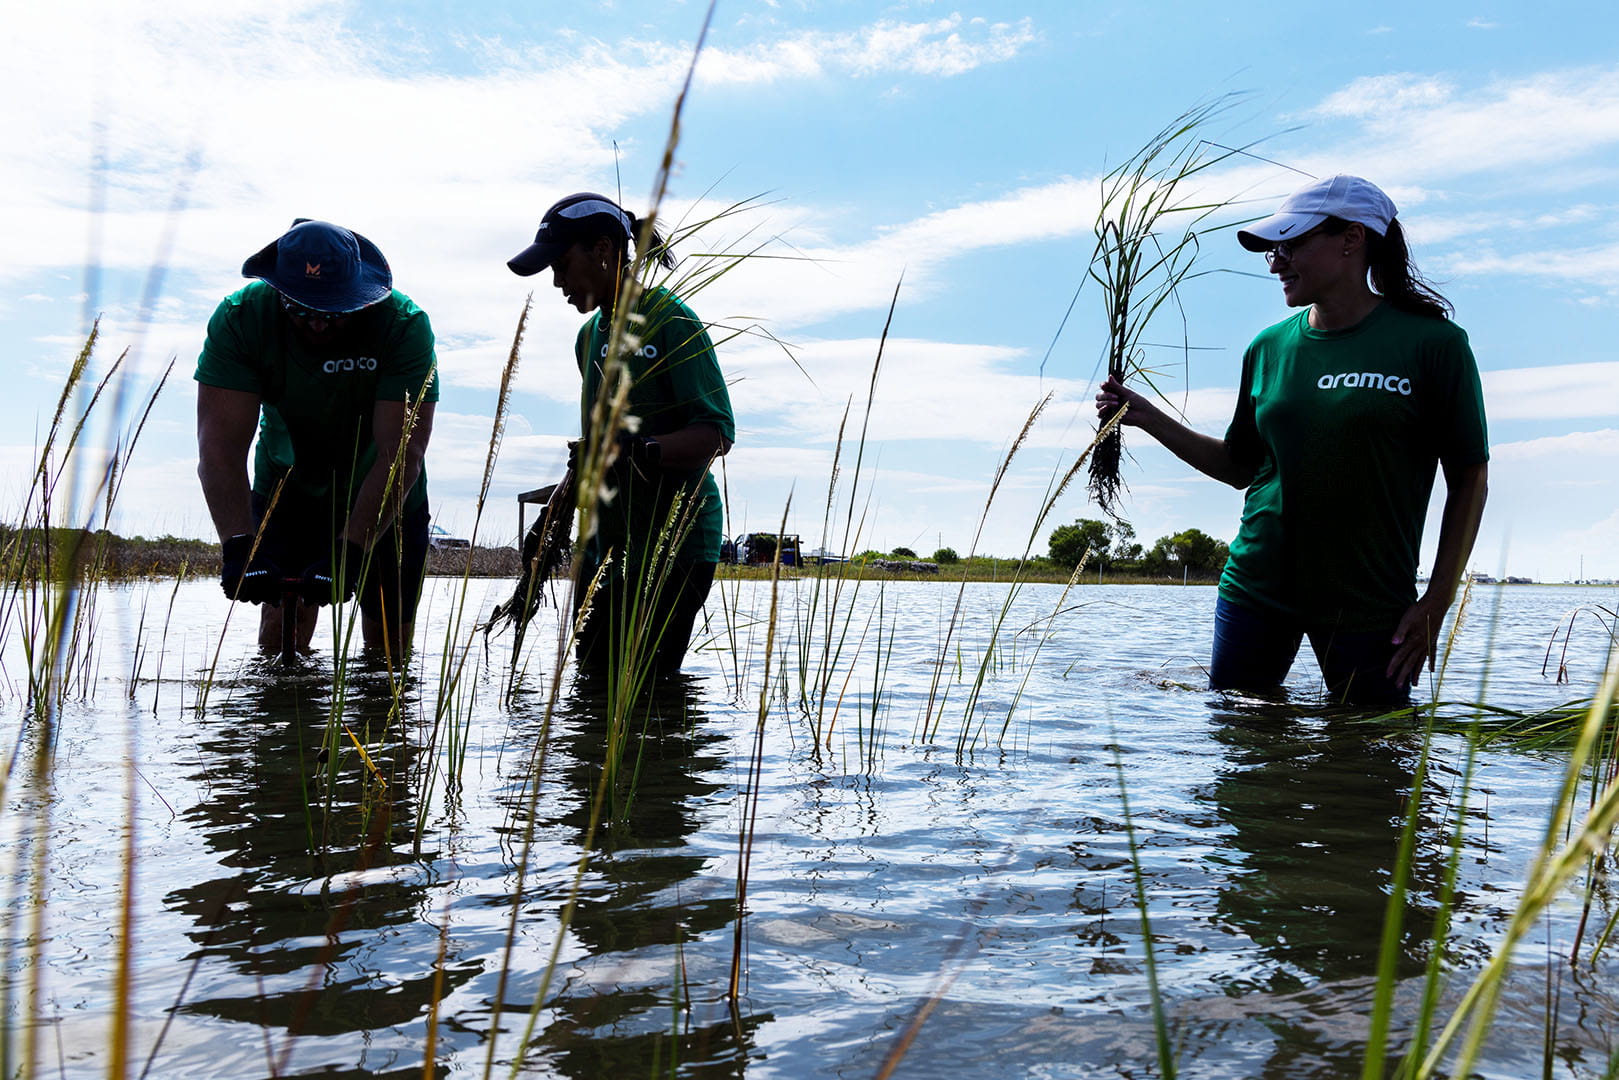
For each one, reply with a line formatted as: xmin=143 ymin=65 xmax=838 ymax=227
xmin=1278 ymin=223 xmax=1295 ymax=235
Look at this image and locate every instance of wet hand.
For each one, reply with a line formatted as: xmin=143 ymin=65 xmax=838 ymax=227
xmin=1388 ymin=594 xmax=1448 ymax=688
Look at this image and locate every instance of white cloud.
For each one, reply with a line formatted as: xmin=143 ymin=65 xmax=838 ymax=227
xmin=726 ymin=333 xmax=1084 ymax=445
xmin=1313 ymin=74 xmax=1455 ymax=119
xmin=1482 ymin=363 xmax=1619 ymax=420
xmin=1491 ymin=428 xmax=1619 ymax=461
xmin=1300 ymin=67 xmax=1619 ymax=184
xmin=1560 ymin=507 xmax=1619 ymax=570
xmin=696 ymin=15 xmax=1036 ymax=83
xmin=1451 ymin=243 xmax=1619 ymax=289
xmin=1409 ymin=203 xmax=1610 ymax=245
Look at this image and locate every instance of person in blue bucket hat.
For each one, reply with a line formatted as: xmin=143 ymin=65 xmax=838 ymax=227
xmin=195 ymin=219 xmax=440 ymax=656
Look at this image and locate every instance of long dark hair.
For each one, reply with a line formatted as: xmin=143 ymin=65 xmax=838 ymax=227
xmin=1322 ymin=215 xmax=1452 ymax=319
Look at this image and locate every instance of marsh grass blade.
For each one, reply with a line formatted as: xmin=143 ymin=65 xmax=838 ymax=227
xmin=1086 ymin=98 xmax=1243 ymax=515
xmin=1416 ymin=642 xmax=1619 ymax=1078
xmin=1113 ymin=737 xmax=1176 ymax=1078
xmin=730 ymin=498 xmax=790 ymax=1001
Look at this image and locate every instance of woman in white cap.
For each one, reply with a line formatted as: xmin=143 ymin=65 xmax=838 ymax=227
xmin=1096 ymin=175 xmax=1488 ymax=706
xmin=507 ymin=193 xmax=735 ymax=677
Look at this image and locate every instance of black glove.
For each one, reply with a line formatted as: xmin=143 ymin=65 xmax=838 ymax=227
xmin=613 ymin=431 xmax=662 ymax=480
xmin=298 ymin=541 xmax=366 ymax=607
xmin=220 ymin=533 xmax=282 ymax=605
xmin=566 ymin=439 xmax=580 ymax=471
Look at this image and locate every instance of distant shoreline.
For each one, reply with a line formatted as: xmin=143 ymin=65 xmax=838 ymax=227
xmin=5 ymin=529 xmax=1606 ymax=587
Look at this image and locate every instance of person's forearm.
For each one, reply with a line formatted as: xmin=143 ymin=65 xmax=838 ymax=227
xmin=342 ymin=454 xmax=423 ymax=549
xmin=1128 ymin=404 xmax=1254 ymax=489
xmin=197 ymin=384 xmax=262 ymax=541
xmin=1422 ymin=462 xmax=1489 ymax=607
xmin=649 ymin=422 xmax=728 ymax=472
xmin=198 ymin=458 xmax=254 ymax=540
xmin=344 ymin=400 xmax=434 ymax=549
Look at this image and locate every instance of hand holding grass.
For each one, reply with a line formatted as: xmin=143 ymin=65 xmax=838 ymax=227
xmin=1096 ymin=376 xmax=1256 ymax=490
xmin=1095 ymin=376 xmax=1151 ymax=429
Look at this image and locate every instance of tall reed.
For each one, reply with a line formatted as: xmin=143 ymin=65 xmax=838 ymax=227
xmin=0 ymin=320 xmax=172 ymax=1080
xmin=791 ymin=280 xmax=894 ymax=743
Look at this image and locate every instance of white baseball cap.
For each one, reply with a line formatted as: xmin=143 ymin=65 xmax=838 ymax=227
xmin=1237 ymin=175 xmax=1398 ymax=252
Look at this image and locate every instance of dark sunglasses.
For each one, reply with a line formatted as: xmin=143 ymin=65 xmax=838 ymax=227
xmin=279 ymin=295 xmax=350 ymax=323
xmin=1263 ymin=227 xmax=1331 ymax=267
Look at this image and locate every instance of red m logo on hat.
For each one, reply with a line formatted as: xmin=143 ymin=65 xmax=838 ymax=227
xmin=305 ymin=262 xmax=322 ymax=278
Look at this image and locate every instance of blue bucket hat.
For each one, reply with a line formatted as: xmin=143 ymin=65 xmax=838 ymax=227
xmin=242 ymin=219 xmax=393 ymax=313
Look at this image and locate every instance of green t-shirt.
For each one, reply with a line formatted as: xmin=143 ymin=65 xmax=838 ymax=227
xmin=576 ymin=287 xmax=734 ymax=564
xmin=194 ymin=281 xmax=439 ymax=514
xmin=1219 ymin=303 xmax=1489 ymax=629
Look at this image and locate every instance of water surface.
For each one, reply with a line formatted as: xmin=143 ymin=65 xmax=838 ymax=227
xmin=2 ymin=578 xmax=1614 ymax=1078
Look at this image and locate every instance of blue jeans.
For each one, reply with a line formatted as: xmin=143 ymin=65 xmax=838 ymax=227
xmin=1210 ymin=596 xmax=1411 ymax=708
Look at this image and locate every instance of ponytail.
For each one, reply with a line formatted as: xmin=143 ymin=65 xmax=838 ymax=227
xmin=1366 ymin=218 xmax=1452 ymax=320
xmin=623 ymin=211 xmax=677 ymax=272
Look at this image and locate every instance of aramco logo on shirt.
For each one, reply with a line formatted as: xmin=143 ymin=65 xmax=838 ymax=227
xmin=323 ymin=356 xmax=379 ymax=374
xmin=598 ymin=343 xmax=659 ymax=360
xmin=1317 ymin=371 xmax=1413 ymax=396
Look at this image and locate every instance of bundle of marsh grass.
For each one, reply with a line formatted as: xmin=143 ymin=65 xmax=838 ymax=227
xmin=479 ymin=465 xmax=576 ymax=643
xmin=1087 ymin=99 xmax=1239 ymax=515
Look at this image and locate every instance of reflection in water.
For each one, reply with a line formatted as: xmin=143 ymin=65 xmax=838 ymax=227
xmin=493 ymin=672 xmax=764 ymax=1077
xmin=161 ymin=657 xmax=466 ymax=1073
xmin=8 ymin=580 xmax=1612 ymax=1077
xmin=1203 ymin=708 xmax=1450 ymax=1075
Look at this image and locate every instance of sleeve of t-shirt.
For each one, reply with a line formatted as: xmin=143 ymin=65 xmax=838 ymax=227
xmin=1222 ymin=345 xmax=1263 ymax=472
xmin=374 ymin=301 xmax=439 ymax=404
xmin=1430 ymin=326 xmax=1490 ymax=468
xmin=648 ymin=301 xmax=736 ymax=444
xmin=194 ymin=296 xmax=264 ymax=394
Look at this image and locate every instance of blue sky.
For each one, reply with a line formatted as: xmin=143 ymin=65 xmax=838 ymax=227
xmin=4 ymin=1 xmax=1618 ymax=580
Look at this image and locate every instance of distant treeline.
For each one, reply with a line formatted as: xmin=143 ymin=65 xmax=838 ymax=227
xmin=0 ymin=525 xmax=523 ymax=581
xmin=1048 ymin=518 xmax=1229 ymax=580
xmin=0 ymin=525 xmax=217 ymax=580
xmin=1 ymin=522 xmax=1234 ymax=586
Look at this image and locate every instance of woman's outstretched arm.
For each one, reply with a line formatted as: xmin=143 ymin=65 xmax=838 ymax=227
xmin=1095 ymin=377 xmax=1255 ymax=489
